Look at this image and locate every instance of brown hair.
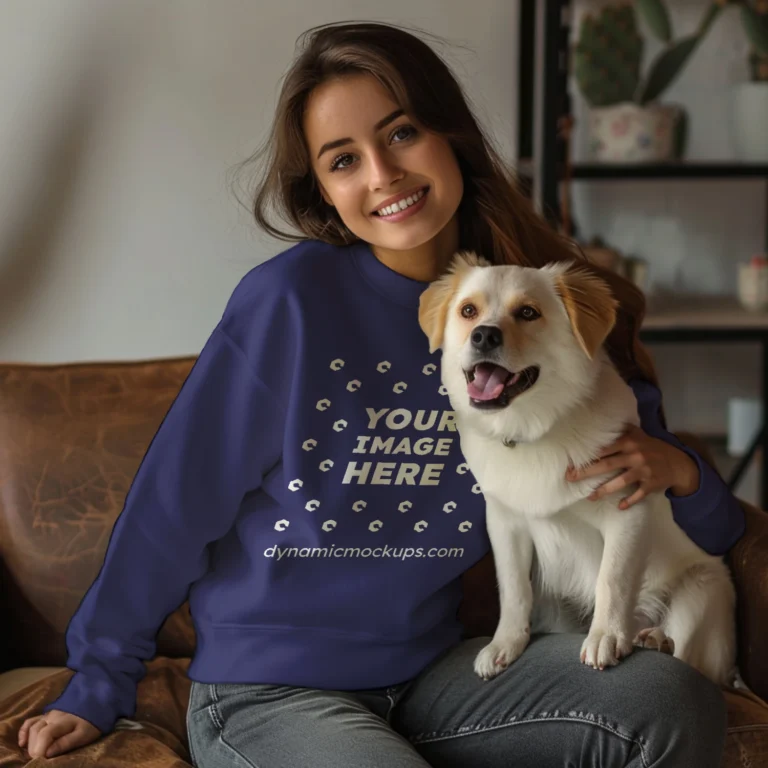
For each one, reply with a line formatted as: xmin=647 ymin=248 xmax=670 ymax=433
xmin=236 ymin=21 xmax=658 ymax=389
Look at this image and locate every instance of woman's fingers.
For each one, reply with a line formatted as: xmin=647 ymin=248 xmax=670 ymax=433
xmin=567 ymin=453 xmax=629 ymax=480
xmin=588 ymin=469 xmax=641 ymax=500
xmin=619 ymin=486 xmax=647 ymax=510
xmin=26 ymin=719 xmax=75 ymax=759
xmin=45 ymin=725 xmax=98 ymax=758
xmin=596 ymin=425 xmax=641 ymax=458
xmin=17 ymin=715 xmax=43 ymax=747
xmin=20 ymin=709 xmax=101 ymax=759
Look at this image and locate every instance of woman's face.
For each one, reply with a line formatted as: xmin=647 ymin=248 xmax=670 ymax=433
xmin=303 ymin=74 xmax=464 ymax=253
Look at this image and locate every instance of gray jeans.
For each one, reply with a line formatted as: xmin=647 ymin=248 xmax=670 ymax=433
xmin=186 ymin=633 xmax=726 ymax=767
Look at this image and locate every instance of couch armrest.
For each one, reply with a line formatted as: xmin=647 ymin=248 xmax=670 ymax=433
xmin=726 ymin=501 xmax=768 ymax=702
xmin=0 ymin=555 xmax=14 ymax=673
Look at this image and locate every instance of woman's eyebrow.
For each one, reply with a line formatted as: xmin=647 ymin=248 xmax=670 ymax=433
xmin=316 ymin=109 xmax=405 ymax=159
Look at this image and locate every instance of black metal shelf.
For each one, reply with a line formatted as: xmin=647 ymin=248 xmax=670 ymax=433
xmin=516 ymin=159 xmax=768 ymax=181
xmin=518 ymin=0 xmax=768 ymax=508
xmin=571 ymin=162 xmax=768 ymax=180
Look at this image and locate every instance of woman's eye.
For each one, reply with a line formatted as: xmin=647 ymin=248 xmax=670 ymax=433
xmin=517 ymin=305 xmax=540 ymax=321
xmin=329 ymin=153 xmax=355 ymax=172
xmin=391 ymin=124 xmax=416 ymax=143
xmin=461 ymin=304 xmax=477 ymax=319
xmin=328 ymin=126 xmax=415 ymax=172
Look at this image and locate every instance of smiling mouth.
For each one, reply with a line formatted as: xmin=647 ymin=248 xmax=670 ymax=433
xmin=465 ymin=363 xmax=540 ymax=408
xmin=372 ymin=186 xmax=429 ymax=217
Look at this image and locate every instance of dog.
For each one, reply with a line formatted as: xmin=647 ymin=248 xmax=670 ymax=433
xmin=418 ymin=251 xmax=737 ymax=685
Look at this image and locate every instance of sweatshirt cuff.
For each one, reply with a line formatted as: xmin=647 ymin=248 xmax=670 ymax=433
xmin=43 ymin=671 xmax=132 ymax=734
xmin=664 ymin=443 xmax=718 ymax=508
xmin=665 ymin=444 xmax=745 ymax=555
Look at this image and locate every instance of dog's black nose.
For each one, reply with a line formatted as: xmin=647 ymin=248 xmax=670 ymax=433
xmin=471 ymin=325 xmax=503 ymax=352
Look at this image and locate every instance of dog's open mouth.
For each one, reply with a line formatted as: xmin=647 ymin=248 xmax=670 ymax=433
xmin=465 ymin=363 xmax=540 ymax=408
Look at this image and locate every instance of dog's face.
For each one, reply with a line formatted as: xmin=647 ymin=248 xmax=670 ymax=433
xmin=418 ymin=252 xmax=618 ymax=443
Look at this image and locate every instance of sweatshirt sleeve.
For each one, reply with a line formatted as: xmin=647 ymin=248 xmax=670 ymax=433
xmin=630 ymin=378 xmax=746 ymax=557
xmin=43 ymin=324 xmax=284 ymax=733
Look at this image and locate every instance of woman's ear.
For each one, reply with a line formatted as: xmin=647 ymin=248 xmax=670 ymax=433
xmin=555 ymin=267 xmax=618 ymax=360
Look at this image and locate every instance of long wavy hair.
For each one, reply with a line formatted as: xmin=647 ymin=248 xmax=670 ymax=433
xmin=236 ymin=21 xmax=658 ymax=389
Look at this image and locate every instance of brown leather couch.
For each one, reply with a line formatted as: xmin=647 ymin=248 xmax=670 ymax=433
xmin=0 ymin=357 xmax=767 ymax=767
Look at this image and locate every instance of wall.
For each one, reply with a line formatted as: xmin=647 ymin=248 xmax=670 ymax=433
xmin=0 ymin=0 xmax=518 ymax=362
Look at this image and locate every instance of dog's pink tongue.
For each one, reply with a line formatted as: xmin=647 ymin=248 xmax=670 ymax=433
xmin=468 ymin=363 xmax=510 ymax=401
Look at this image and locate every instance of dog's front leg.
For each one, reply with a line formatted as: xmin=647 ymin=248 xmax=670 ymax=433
xmin=581 ymin=499 xmax=651 ymax=670
xmin=474 ymin=498 xmax=534 ymax=680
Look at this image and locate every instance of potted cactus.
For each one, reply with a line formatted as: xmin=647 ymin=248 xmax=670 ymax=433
xmin=574 ymin=1 xmax=722 ymax=162
xmin=728 ymin=1 xmax=768 ymax=161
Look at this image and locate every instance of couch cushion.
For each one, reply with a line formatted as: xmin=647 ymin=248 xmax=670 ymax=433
xmin=723 ymin=687 xmax=768 ymax=767
xmin=0 ymin=359 xmax=197 ymax=670
xmin=0 ymin=658 xmax=193 ymax=767
xmin=0 ymin=668 xmax=64 ymax=705
xmin=726 ymin=501 xmax=768 ymax=703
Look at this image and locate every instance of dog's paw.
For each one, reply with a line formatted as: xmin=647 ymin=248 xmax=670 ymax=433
xmin=580 ymin=628 xmax=633 ymax=670
xmin=474 ymin=630 xmax=530 ymax=680
xmin=633 ymin=627 xmax=675 ymax=655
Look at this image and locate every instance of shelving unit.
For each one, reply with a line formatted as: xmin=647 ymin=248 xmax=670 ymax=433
xmin=570 ymin=162 xmax=768 ymax=181
xmin=518 ymin=0 xmax=768 ymax=507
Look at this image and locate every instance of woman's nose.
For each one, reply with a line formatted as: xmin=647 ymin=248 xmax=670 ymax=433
xmin=368 ymin=149 xmax=404 ymax=190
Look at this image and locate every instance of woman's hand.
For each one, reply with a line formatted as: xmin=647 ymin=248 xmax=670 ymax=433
xmin=18 ymin=710 xmax=101 ymax=759
xmin=565 ymin=424 xmax=700 ymax=510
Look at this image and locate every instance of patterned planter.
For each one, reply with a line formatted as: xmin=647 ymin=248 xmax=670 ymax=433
xmin=588 ymin=102 xmax=683 ymax=163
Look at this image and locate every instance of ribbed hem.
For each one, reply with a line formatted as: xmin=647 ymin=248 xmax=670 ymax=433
xmin=188 ymin=620 xmax=463 ymax=690
xmin=43 ymin=673 xmax=135 ymax=734
xmin=666 ymin=445 xmax=746 ymax=555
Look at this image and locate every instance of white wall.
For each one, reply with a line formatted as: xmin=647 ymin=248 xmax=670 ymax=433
xmin=0 ymin=0 xmax=519 ymax=363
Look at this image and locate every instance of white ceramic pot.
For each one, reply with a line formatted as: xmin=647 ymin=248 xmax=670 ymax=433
xmin=588 ymin=102 xmax=682 ymax=163
xmin=731 ymin=83 xmax=768 ymax=163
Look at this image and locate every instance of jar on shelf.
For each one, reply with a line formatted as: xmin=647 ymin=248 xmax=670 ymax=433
xmin=737 ymin=256 xmax=768 ymax=312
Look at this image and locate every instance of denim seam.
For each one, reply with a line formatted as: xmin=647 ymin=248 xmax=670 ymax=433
xmin=208 ymin=685 xmax=224 ymax=731
xmin=207 ymin=684 xmax=262 ymax=768
xmin=185 ymin=701 xmax=200 ymax=767
xmin=409 ymin=714 xmax=650 ymax=768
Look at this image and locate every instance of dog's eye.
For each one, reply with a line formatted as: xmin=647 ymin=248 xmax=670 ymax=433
xmin=461 ymin=304 xmax=477 ymax=319
xmin=517 ymin=305 xmax=540 ymax=321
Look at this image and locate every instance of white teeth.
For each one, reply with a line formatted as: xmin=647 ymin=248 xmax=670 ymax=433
xmin=376 ymin=188 xmax=425 ymax=217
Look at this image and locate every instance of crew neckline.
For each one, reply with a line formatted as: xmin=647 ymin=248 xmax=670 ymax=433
xmin=352 ymin=241 xmax=430 ymax=309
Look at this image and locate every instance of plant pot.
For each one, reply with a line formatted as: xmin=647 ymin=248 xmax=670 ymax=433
xmin=731 ymin=82 xmax=768 ymax=163
xmin=588 ymin=102 xmax=684 ymax=163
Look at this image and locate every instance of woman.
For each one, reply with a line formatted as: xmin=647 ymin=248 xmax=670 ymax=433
xmin=19 ymin=21 xmax=744 ymax=767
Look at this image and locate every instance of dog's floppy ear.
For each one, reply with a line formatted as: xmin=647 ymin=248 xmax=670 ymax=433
xmin=555 ymin=266 xmax=618 ymax=360
xmin=418 ymin=251 xmax=490 ymax=353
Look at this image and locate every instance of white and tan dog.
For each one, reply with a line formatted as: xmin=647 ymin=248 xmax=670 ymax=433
xmin=419 ymin=252 xmax=736 ymax=685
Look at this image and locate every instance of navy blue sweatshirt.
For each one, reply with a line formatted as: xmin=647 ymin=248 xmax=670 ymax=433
xmin=46 ymin=240 xmax=745 ymax=732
